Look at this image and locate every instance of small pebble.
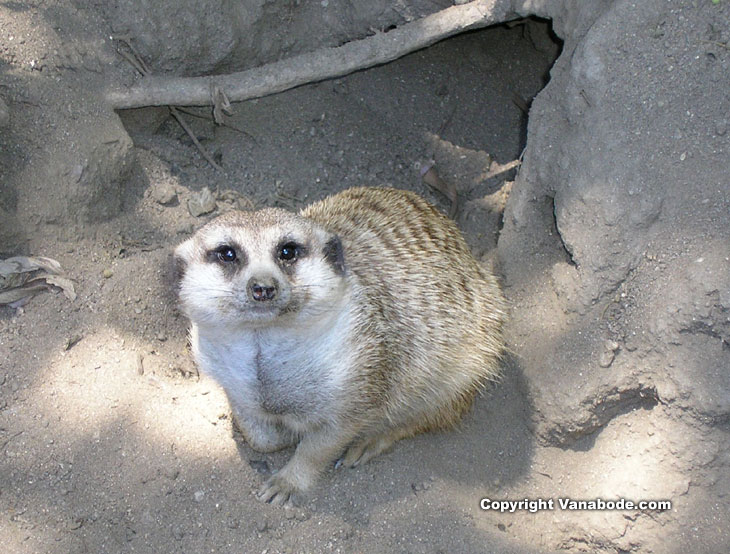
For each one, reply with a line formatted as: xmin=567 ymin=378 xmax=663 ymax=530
xmin=102 ymin=268 xmax=113 ymax=278
xmin=188 ymin=187 xmax=217 ymax=217
xmin=332 ymin=80 xmax=349 ymax=95
xmin=193 ymin=490 xmax=205 ymax=502
xmin=255 ymin=519 xmax=269 ymax=532
xmin=151 ymin=183 xmax=177 ymax=205
xmin=175 ymin=221 xmax=195 ymax=235
xmin=715 ymin=119 xmax=727 ymax=136
xmin=599 ymin=349 xmax=615 ymax=368
xmin=65 ymin=334 xmax=82 ymax=350
xmin=163 ymin=468 xmax=180 ymax=481
xmin=411 ymin=476 xmax=434 ymax=492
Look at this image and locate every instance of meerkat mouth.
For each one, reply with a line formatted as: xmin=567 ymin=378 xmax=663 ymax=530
xmin=231 ymin=298 xmax=300 ymax=327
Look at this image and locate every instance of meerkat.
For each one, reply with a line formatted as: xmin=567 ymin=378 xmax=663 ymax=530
xmin=174 ymin=186 xmax=505 ymax=505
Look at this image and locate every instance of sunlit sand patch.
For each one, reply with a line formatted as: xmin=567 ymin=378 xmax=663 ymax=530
xmin=30 ymin=326 xmax=239 ymax=461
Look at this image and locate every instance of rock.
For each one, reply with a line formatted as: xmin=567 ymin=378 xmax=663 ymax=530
xmin=151 ymin=183 xmax=177 ymax=206
xmin=598 ymin=349 xmax=616 ymax=368
xmin=255 ymin=518 xmax=269 ymax=533
xmin=715 ymin=119 xmax=727 ymax=136
xmin=175 ymin=221 xmax=195 ymax=235
xmin=187 ymin=187 xmax=217 ymax=217
xmin=11 ymin=80 xmax=135 ymax=233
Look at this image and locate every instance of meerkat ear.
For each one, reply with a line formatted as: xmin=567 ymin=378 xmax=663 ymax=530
xmin=323 ymin=235 xmax=345 ymax=275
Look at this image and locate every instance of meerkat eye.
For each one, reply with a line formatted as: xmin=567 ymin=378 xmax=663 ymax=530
xmin=215 ymin=246 xmax=237 ymax=263
xmin=278 ymin=242 xmax=299 ymax=262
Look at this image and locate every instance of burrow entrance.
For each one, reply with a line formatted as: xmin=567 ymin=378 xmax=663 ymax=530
xmin=119 ymin=18 xmax=561 ymax=257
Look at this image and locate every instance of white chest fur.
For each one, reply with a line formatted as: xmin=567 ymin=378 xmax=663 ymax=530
xmin=190 ymin=305 xmax=355 ymax=426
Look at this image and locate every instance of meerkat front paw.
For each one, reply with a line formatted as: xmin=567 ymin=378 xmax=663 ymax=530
xmin=258 ymin=430 xmax=349 ymax=505
xmin=257 ymin=455 xmax=318 ymax=506
xmin=258 ymin=472 xmax=303 ymax=506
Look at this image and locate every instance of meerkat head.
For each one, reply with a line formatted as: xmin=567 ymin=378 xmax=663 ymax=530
xmin=174 ymin=208 xmax=347 ymax=330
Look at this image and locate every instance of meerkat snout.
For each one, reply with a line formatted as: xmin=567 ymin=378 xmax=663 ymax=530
xmin=248 ymin=276 xmax=279 ymax=302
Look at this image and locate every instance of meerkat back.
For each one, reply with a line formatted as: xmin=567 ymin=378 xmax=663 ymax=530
xmin=301 ymin=187 xmax=506 ymax=434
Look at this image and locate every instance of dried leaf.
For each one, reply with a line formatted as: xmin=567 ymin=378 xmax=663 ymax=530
xmin=0 ymin=270 xmax=28 ymax=289
xmin=0 ymin=255 xmax=75 ymax=305
xmin=0 ymin=256 xmax=63 ymax=277
xmin=44 ymin=275 xmax=77 ymax=301
xmin=0 ymin=283 xmax=48 ymax=305
xmin=211 ymin=85 xmax=234 ymax=125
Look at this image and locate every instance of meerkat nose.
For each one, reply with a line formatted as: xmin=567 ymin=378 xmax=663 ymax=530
xmin=248 ymin=277 xmax=279 ymax=302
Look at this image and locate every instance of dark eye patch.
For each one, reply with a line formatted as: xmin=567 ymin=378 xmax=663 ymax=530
xmin=206 ymin=244 xmax=246 ymax=273
xmin=275 ymin=239 xmax=307 ymax=273
xmin=215 ymin=245 xmax=237 ymax=263
xmin=278 ymin=241 xmax=299 ymax=262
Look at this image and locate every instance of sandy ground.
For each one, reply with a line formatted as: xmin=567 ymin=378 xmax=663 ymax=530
xmin=0 ymin=23 xmax=564 ymax=554
xmin=1 ymin=4 xmax=728 ymax=553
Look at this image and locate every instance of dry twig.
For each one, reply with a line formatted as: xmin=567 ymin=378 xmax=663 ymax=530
xmin=168 ymin=106 xmax=223 ymax=171
xmin=480 ymin=159 xmax=521 ymax=182
xmin=114 ymin=36 xmax=224 ymax=171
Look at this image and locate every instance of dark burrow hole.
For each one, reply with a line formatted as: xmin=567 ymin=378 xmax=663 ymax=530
xmin=551 ymin=194 xmax=577 ymax=266
xmin=120 ymin=17 xmax=563 ymax=242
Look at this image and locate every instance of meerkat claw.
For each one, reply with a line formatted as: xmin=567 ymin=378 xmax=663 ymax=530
xmin=259 ymin=476 xmax=296 ymax=506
